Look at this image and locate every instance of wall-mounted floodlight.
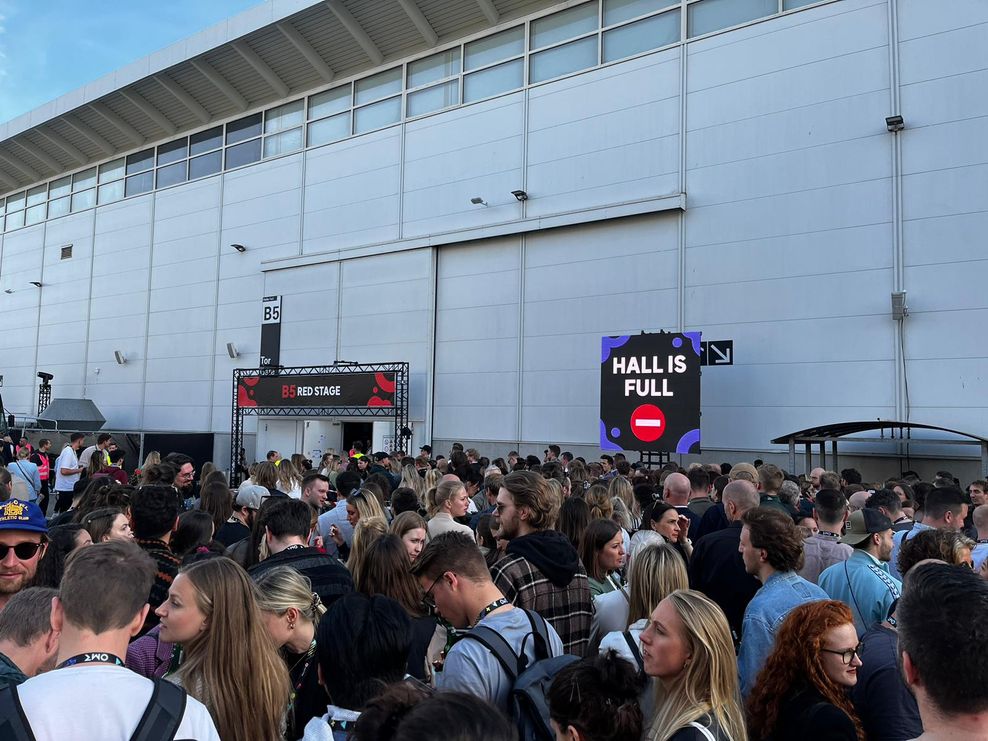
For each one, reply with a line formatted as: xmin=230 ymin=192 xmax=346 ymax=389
xmin=28 ymin=281 xmax=42 ymax=288
xmin=885 ymin=115 xmax=904 ymax=132
xmin=891 ymin=291 xmax=908 ymax=321
xmin=3 ymin=289 xmax=11 ymax=294
xmin=231 ymin=244 xmax=247 ymax=253
xmin=470 ymin=197 xmax=488 ymax=207
xmin=511 ymin=190 xmax=528 ymax=202
xmin=226 ymin=342 xmax=240 ymax=359
xmin=113 ymin=351 xmax=127 ymax=365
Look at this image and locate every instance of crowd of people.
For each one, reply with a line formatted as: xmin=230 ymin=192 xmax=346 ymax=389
xmin=0 ymin=434 xmax=985 ymax=741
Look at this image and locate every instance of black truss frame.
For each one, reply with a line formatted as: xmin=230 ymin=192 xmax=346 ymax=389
xmin=231 ymin=362 xmax=409 ymax=485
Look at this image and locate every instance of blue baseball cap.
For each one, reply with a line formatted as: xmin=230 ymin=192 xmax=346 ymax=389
xmin=0 ymin=500 xmax=48 ymax=534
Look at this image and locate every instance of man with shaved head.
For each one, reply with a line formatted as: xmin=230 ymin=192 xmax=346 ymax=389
xmin=688 ymin=480 xmax=762 ymax=640
xmin=663 ymin=471 xmax=700 ymax=541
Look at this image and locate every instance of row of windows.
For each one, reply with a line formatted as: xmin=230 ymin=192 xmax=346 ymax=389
xmin=0 ymin=0 xmax=824 ymax=233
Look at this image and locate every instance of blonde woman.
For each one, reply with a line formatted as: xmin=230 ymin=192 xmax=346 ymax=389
xmin=389 ymin=510 xmax=428 ymax=562
xmin=399 ymin=464 xmax=426 ymax=502
xmin=639 ymin=590 xmax=748 ymax=741
xmin=425 ymin=479 xmax=473 ymax=539
xmin=346 ymin=515 xmax=388 ymax=586
xmin=276 ymin=458 xmax=303 ymax=499
xmin=326 ymin=489 xmax=386 ymax=559
xmin=424 ymin=467 xmax=441 ymax=491
xmin=255 ymin=566 xmax=328 ymax=741
xmin=155 ymin=557 xmax=290 ymax=741
xmin=609 ymin=476 xmax=640 ymax=529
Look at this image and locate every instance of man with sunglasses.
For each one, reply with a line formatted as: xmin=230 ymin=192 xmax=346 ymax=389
xmin=0 ymin=500 xmax=48 ymax=613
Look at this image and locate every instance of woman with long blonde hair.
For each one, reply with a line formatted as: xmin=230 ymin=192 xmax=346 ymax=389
xmin=425 ymin=479 xmax=473 ymax=538
xmin=399 ymin=464 xmax=426 ymax=502
xmin=424 ymin=467 xmax=441 ymax=491
xmin=609 ymin=475 xmax=640 ymax=529
xmin=346 ymin=515 xmax=388 ymax=587
xmin=255 ymin=566 xmax=328 ymax=740
xmin=639 ymin=590 xmax=748 ymax=741
xmin=155 ymin=557 xmax=290 ymax=740
xmin=276 ymin=458 xmax=303 ymax=498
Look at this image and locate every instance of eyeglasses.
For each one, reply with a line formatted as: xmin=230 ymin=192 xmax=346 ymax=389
xmin=0 ymin=541 xmax=46 ymax=561
xmin=821 ymin=643 xmax=863 ymax=665
xmin=422 ymin=571 xmax=447 ymax=612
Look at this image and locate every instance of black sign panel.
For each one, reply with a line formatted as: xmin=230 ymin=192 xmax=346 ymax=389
xmin=600 ymin=332 xmax=701 ymax=454
xmin=260 ymin=296 xmax=282 ymax=368
xmin=237 ymin=371 xmax=396 ymax=409
xmin=700 ymin=340 xmax=733 ymax=366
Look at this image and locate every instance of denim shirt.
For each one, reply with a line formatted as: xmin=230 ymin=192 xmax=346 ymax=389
xmin=738 ymin=570 xmax=827 ymax=698
xmin=819 ymin=549 xmax=901 ymax=636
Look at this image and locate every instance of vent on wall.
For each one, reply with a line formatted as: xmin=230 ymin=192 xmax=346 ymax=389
xmin=60 ymin=244 xmax=73 ymax=260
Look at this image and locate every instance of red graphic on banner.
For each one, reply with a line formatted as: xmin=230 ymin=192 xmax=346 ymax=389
xmin=376 ymin=372 xmax=396 ymax=393
xmin=630 ymin=404 xmax=666 ymax=443
xmin=238 ymin=376 xmax=260 ymax=408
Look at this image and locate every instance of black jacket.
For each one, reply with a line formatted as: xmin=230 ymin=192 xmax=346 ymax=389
xmin=767 ymin=686 xmax=858 ymax=741
xmin=688 ymin=522 xmax=760 ymax=642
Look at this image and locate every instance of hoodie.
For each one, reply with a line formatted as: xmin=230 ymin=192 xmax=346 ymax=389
xmin=505 ymin=529 xmax=581 ymax=588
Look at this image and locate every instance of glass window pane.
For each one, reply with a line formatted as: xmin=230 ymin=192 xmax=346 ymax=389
xmin=25 ymin=203 xmax=45 ymax=225
xmin=604 ymin=0 xmax=674 ymax=26
xmin=225 ymin=138 xmax=262 ymax=169
xmin=190 ymin=126 xmax=223 ymax=155
xmin=126 ymin=148 xmax=155 ymax=175
xmin=48 ymin=196 xmax=70 ymax=219
xmin=6 ymin=191 xmax=25 ymax=210
xmin=265 ymin=100 xmax=304 ymax=134
xmin=0 ymin=199 xmax=6 ymax=217
xmin=463 ymin=59 xmax=524 ymax=102
xmin=784 ymin=0 xmax=820 ymax=7
xmin=99 ymin=158 xmax=125 ymax=183
xmin=408 ymin=49 xmax=461 ymax=88
xmin=530 ymin=36 xmax=598 ymax=83
xmin=688 ymin=0 xmax=777 ymax=37
xmin=98 ymin=180 xmax=124 ymax=205
xmin=464 ymin=26 xmax=524 ymax=71
xmin=189 ymin=151 xmax=223 ymax=180
xmin=71 ymin=189 xmax=95 ymax=212
xmin=226 ymin=113 xmax=263 ymax=145
xmin=263 ymin=128 xmax=304 ymax=158
xmin=72 ymin=168 xmax=97 ymax=191
xmin=307 ymin=113 xmax=350 ymax=147
xmin=309 ymin=86 xmax=351 ymax=120
xmin=157 ymin=138 xmax=188 ymax=166
xmin=49 ymin=176 xmax=71 ymax=199
xmin=355 ymin=68 xmax=402 ymax=106
xmin=353 ymin=98 xmax=402 ymax=134
xmin=603 ymin=9 xmax=680 ymax=61
xmin=26 ymin=185 xmax=47 ymax=207
xmin=532 ymin=3 xmax=599 ymax=49
xmin=125 ymin=171 xmax=154 ymax=197
xmin=6 ymin=209 xmax=24 ymax=229
xmin=407 ymin=81 xmax=459 ymax=117
xmin=156 ymin=161 xmax=187 ymax=189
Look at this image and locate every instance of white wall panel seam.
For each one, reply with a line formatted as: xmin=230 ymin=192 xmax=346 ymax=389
xmin=138 ymin=198 xmax=156 ymax=432
xmin=30 ymin=220 xmax=47 ymax=414
xmin=206 ymin=169 xmax=227 ymax=430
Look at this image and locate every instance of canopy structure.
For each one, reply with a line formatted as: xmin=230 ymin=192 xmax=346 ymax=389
xmin=771 ymin=421 xmax=988 ymax=477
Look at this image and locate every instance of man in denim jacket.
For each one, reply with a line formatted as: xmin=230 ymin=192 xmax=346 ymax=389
xmin=737 ymin=506 xmax=827 ymax=698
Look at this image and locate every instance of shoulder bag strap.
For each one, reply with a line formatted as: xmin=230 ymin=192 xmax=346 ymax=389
xmin=0 ymin=685 xmax=38 ymax=741
xmin=461 ymin=626 xmax=521 ymax=681
xmin=521 ymin=609 xmax=551 ymax=662
xmin=686 ymin=721 xmax=717 ymax=741
xmin=622 ymin=631 xmax=644 ymax=672
xmin=13 ymin=461 xmax=37 ymax=496
xmin=130 ymin=678 xmax=187 ymax=741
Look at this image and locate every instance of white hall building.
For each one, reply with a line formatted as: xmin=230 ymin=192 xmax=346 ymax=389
xmin=0 ymin=0 xmax=984 ymax=478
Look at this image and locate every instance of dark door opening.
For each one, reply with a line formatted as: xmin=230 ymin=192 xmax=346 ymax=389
xmin=342 ymin=422 xmax=373 ymax=456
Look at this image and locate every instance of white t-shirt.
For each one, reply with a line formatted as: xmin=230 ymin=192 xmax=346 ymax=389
xmin=15 ymin=664 xmax=220 ymax=740
xmin=53 ymin=446 xmax=80 ymax=492
xmin=437 ymin=607 xmax=564 ymax=713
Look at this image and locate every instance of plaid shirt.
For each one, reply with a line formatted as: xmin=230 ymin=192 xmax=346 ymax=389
xmin=490 ymin=554 xmax=592 ymax=657
xmin=135 ymin=537 xmax=180 ymax=635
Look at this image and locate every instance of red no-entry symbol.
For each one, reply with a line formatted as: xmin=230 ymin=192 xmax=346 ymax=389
xmin=630 ymin=404 xmax=666 ymax=442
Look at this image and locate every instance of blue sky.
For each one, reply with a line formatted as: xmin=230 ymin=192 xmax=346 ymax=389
xmin=0 ymin=0 xmax=264 ymax=122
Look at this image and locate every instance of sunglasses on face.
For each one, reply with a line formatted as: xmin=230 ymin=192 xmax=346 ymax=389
xmin=0 ymin=541 xmax=45 ymax=560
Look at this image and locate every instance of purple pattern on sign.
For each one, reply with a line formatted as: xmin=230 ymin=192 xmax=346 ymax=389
xmin=601 ymin=335 xmax=631 ymax=364
xmin=683 ymin=331 xmax=702 ymax=356
xmin=676 ymin=428 xmax=701 ymax=454
xmin=610 ymin=427 xmax=620 ymax=438
xmin=600 ymin=419 xmax=622 ymax=451
xmin=672 ymin=337 xmax=682 ymax=348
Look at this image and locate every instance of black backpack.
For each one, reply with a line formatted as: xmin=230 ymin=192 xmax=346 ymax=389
xmin=0 ymin=676 xmax=187 ymax=741
xmin=461 ymin=609 xmax=579 ymax=741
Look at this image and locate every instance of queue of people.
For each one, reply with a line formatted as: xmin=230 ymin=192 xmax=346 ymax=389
xmin=0 ymin=438 xmax=984 ymax=741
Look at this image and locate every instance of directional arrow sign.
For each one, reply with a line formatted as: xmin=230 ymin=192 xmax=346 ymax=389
xmin=699 ymin=340 xmax=733 ymax=366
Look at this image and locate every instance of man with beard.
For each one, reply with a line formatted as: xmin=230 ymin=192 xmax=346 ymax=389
xmin=0 ymin=500 xmax=48 ymax=612
xmin=818 ymin=508 xmax=900 ymax=637
xmin=489 ymin=471 xmax=591 ymax=656
xmin=163 ymin=452 xmax=195 ymax=500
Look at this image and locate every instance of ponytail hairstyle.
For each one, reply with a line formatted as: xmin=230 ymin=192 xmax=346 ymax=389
xmin=548 ymin=650 xmax=645 ymax=741
xmin=254 ymin=565 xmax=326 ymax=628
xmin=428 ymin=479 xmax=466 ymax=518
xmin=586 ymin=483 xmax=614 ymax=520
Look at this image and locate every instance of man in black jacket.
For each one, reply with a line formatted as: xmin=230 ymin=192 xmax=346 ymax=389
xmin=248 ymin=498 xmax=353 ymax=608
xmin=688 ymin=479 xmax=761 ymax=642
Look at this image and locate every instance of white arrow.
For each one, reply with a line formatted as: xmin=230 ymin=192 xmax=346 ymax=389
xmin=711 ymin=344 xmax=731 ymax=364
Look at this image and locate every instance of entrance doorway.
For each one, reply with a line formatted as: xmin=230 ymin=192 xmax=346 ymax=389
xmin=342 ymin=422 xmax=373 ymax=456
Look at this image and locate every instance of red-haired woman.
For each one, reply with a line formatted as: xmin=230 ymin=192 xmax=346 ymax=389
xmin=747 ymin=600 xmax=864 ymax=741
